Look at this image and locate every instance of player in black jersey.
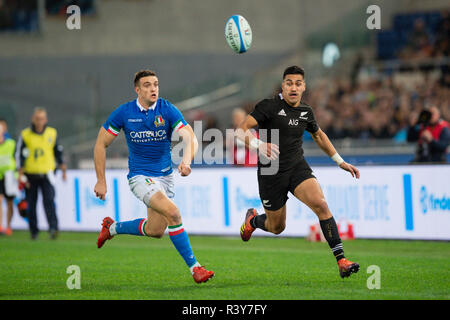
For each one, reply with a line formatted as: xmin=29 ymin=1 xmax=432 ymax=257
xmin=238 ymin=66 xmax=360 ymax=278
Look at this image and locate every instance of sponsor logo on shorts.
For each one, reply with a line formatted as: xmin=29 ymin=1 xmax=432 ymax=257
xmin=262 ymin=199 xmax=271 ymax=207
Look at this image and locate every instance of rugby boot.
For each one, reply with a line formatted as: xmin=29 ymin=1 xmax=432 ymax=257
xmin=240 ymin=208 xmax=258 ymax=242
xmin=337 ymin=258 xmax=360 ymax=278
xmin=97 ymin=217 xmax=114 ymax=248
xmin=49 ymin=229 xmax=58 ymax=240
xmin=192 ymin=266 xmax=215 ymax=283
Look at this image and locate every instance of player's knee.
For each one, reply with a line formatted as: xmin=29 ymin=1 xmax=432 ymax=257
xmin=144 ymin=224 xmax=165 ymax=239
xmin=311 ymin=199 xmax=330 ymax=217
xmin=148 ymin=230 xmax=165 ymax=239
xmin=165 ymin=207 xmax=181 ymax=225
xmin=270 ymin=222 xmax=286 ymax=235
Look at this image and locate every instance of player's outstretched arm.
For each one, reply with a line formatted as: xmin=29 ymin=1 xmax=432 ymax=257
xmin=177 ymin=124 xmax=197 ymax=176
xmin=93 ymin=127 xmax=117 ymax=200
xmin=236 ymin=115 xmax=279 ymax=160
xmin=311 ymin=128 xmax=360 ymax=179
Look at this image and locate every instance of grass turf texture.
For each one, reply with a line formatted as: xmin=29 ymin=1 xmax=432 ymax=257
xmin=0 ymin=231 xmax=448 ymax=300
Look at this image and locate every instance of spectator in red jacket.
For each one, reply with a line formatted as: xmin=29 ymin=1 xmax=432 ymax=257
xmin=407 ymin=106 xmax=450 ymax=163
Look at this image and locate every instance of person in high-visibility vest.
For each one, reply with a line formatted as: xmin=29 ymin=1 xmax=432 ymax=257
xmin=17 ymin=107 xmax=67 ymax=240
xmin=0 ymin=120 xmax=16 ymax=236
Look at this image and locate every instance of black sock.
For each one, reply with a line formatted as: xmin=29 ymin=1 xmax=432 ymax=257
xmin=319 ymin=217 xmax=345 ymax=261
xmin=250 ymin=214 xmax=267 ymax=231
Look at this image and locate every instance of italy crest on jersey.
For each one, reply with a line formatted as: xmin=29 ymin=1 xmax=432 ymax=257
xmin=154 ymin=115 xmax=165 ymax=127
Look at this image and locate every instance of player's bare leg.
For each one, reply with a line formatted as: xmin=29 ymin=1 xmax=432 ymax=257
xmin=293 ymin=178 xmax=331 ymax=220
xmin=144 ymin=207 xmax=168 ymax=238
xmin=293 ymin=178 xmax=359 ymax=278
xmin=147 ymin=191 xmax=181 ymax=226
xmin=264 ymin=205 xmax=287 ymax=235
xmin=148 ymin=191 xmax=214 ymax=283
xmin=5 ymin=199 xmax=14 ymax=235
xmin=0 ymin=195 xmax=12 ymax=235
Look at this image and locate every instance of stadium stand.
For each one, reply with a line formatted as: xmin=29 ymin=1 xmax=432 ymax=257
xmin=0 ymin=0 xmax=39 ymax=32
xmin=377 ymin=10 xmax=448 ymax=60
xmin=0 ymin=1 xmax=448 ymax=166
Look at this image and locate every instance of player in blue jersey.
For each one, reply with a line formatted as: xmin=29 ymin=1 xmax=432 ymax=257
xmin=93 ymin=70 xmax=214 ymax=284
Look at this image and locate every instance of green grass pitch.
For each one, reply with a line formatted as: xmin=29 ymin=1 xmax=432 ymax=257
xmin=0 ymin=231 xmax=448 ymax=300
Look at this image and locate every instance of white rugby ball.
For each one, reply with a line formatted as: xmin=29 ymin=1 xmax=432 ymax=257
xmin=225 ymin=15 xmax=252 ymax=54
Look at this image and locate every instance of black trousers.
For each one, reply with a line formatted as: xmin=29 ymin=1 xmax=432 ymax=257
xmin=25 ymin=174 xmax=58 ymax=235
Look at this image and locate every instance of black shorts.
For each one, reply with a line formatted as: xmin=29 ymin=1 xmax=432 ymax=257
xmin=257 ymin=159 xmax=316 ymax=211
xmin=0 ymin=178 xmax=15 ymax=200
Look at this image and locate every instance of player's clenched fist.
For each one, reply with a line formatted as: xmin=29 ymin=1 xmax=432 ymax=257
xmin=94 ymin=181 xmax=107 ymax=200
xmin=178 ymin=162 xmax=191 ymax=176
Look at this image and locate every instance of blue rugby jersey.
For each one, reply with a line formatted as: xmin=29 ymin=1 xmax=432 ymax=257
xmin=103 ymin=98 xmax=187 ymax=178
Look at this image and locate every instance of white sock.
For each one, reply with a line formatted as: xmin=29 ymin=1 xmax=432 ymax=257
xmin=109 ymin=222 xmax=117 ymax=236
xmin=189 ymin=262 xmax=201 ymax=275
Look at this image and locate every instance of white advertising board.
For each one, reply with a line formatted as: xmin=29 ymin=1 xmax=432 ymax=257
xmin=8 ymin=165 xmax=450 ymax=240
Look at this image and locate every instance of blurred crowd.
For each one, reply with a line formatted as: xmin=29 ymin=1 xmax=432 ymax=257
xmin=308 ymin=9 xmax=450 ymax=142
xmin=45 ymin=0 xmax=95 ymax=15
xmin=0 ymin=0 xmax=95 ymax=31
xmin=378 ymin=9 xmax=449 ymax=61
xmin=397 ymin=10 xmax=449 ymax=60
xmin=0 ymin=0 xmax=38 ymax=32
xmin=219 ymin=71 xmax=449 ymax=165
xmin=303 ymin=73 xmax=449 ymax=142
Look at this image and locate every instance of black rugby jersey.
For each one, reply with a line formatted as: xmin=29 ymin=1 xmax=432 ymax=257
xmin=250 ymin=93 xmax=319 ymax=171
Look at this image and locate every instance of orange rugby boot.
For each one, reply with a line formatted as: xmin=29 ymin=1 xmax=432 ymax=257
xmin=97 ymin=217 xmax=115 ymax=248
xmin=192 ymin=266 xmax=214 ymax=283
xmin=240 ymin=208 xmax=258 ymax=242
xmin=337 ymin=258 xmax=360 ymax=278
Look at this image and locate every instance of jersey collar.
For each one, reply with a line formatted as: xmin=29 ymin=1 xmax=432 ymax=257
xmin=136 ymin=98 xmax=157 ymax=112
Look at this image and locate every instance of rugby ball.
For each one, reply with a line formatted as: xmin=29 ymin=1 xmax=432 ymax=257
xmin=225 ymin=15 xmax=252 ymax=54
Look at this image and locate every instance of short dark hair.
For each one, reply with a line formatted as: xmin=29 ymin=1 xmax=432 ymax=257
xmin=134 ymin=70 xmax=157 ymax=87
xmin=283 ymin=66 xmax=305 ymax=79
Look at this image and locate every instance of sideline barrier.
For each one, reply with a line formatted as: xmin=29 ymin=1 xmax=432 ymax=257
xmin=9 ymin=165 xmax=450 ymax=240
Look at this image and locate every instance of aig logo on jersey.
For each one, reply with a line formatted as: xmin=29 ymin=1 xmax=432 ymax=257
xmin=154 ymin=115 xmax=165 ymax=127
xmin=288 ymin=119 xmax=299 ymax=126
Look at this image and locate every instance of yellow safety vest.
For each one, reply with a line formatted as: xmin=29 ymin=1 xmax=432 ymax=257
xmin=0 ymin=138 xmax=16 ymax=179
xmin=21 ymin=127 xmax=58 ymax=174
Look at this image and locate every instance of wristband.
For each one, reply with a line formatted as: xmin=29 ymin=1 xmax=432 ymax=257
xmin=331 ymin=153 xmax=344 ymax=165
xmin=249 ymin=138 xmax=263 ymax=150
